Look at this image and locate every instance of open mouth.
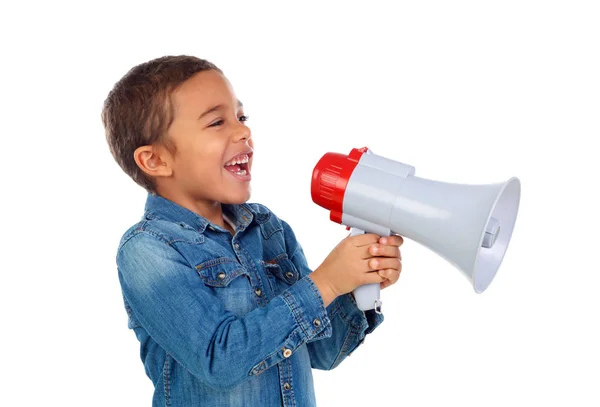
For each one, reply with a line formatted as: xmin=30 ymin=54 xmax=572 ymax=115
xmin=224 ymin=152 xmax=252 ymax=177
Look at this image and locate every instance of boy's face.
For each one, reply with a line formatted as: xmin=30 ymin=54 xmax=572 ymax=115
xmin=159 ymin=69 xmax=253 ymax=207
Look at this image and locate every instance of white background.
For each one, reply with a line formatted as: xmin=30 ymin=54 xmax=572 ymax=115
xmin=2 ymin=1 xmax=599 ymax=406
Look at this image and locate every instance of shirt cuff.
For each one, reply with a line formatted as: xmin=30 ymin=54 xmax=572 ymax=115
xmin=249 ymin=277 xmax=333 ymax=377
xmin=363 ymin=307 xmax=385 ymax=335
xmin=281 ymin=276 xmax=333 ymax=342
xmin=334 ymin=293 xmax=385 ymax=347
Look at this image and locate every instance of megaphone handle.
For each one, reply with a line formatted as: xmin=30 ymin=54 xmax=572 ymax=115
xmin=350 ymin=227 xmax=384 ymax=314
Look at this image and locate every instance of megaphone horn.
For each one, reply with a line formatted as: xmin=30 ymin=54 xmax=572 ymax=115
xmin=311 ymin=147 xmax=521 ymax=312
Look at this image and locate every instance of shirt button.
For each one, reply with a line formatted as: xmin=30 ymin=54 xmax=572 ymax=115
xmin=254 ymin=288 xmax=262 ymax=296
xmin=285 ymin=271 xmax=294 ymax=279
xmin=313 ymin=319 xmax=321 ymax=327
xmin=234 ymin=243 xmax=240 ymax=250
xmin=283 ymin=383 xmax=291 ymax=391
xmin=217 ymin=272 xmax=226 ymax=280
xmin=283 ymin=348 xmax=292 ymax=358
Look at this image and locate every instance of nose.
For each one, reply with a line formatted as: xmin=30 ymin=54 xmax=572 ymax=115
xmin=232 ymin=120 xmax=251 ymax=142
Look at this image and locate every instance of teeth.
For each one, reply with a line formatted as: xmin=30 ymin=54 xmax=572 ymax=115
xmin=235 ymin=170 xmax=247 ymax=175
xmin=225 ymin=154 xmax=249 ymax=166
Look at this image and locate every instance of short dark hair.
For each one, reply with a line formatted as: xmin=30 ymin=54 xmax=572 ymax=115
xmin=101 ymin=55 xmax=221 ymax=193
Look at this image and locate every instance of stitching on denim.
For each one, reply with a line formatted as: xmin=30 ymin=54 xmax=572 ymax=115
xmin=249 ymin=360 xmax=266 ymax=376
xmin=196 ymin=257 xmax=238 ymax=270
xmin=139 ymin=223 xmax=173 ymax=243
xmin=118 ymin=230 xmax=175 ymax=259
xmin=304 ymin=276 xmax=329 ymax=324
xmin=146 ymin=210 xmax=209 ymax=233
xmin=163 ymin=354 xmax=171 ymax=407
xmin=251 ymin=207 xmax=271 ymax=224
xmin=234 ymin=242 xmax=266 ymax=306
xmin=124 ymin=228 xmax=172 ymax=247
xmin=168 ymin=236 xmax=204 ymax=245
xmin=194 ymin=257 xmax=249 ymax=287
xmin=286 ymin=357 xmax=296 ymax=406
xmin=333 ymin=296 xmax=357 ymax=326
xmin=235 ymin=205 xmax=254 ymax=232
xmin=239 ymin=204 xmax=253 ymax=219
xmin=140 ymin=218 xmax=206 ymax=245
xmin=331 ymin=325 xmax=358 ymax=369
xmin=262 ymin=256 xmax=299 ymax=286
xmin=263 ymin=252 xmax=288 ymax=265
xmin=232 ymin=243 xmax=257 ymax=284
xmin=134 ymin=219 xmax=148 ymax=233
xmin=283 ymin=290 xmax=311 ymax=339
xmin=248 ymin=328 xmax=302 ymax=375
xmin=197 ymin=269 xmax=247 ymax=287
xmin=259 ymin=215 xmax=283 ymax=239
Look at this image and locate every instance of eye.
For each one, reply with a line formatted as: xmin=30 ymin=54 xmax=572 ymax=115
xmin=209 ymin=119 xmax=224 ymax=127
xmin=238 ymin=115 xmax=249 ymax=123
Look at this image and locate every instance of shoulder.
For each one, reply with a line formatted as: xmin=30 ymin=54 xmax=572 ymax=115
xmin=115 ymin=223 xmax=195 ymax=290
xmin=116 ymin=222 xmax=169 ymax=263
xmin=116 ymin=217 xmax=202 ymax=258
xmin=243 ymin=202 xmax=297 ymax=239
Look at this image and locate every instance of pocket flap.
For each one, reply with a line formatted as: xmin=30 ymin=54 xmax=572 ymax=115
xmin=262 ymin=253 xmax=299 ymax=284
xmin=196 ymin=257 xmax=247 ymax=287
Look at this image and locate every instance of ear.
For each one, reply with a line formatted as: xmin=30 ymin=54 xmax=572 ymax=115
xmin=133 ymin=145 xmax=173 ymax=178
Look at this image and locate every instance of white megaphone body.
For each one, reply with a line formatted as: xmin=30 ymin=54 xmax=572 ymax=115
xmin=311 ymin=147 xmax=521 ymax=312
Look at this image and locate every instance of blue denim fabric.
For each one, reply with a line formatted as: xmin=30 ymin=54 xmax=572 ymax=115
xmin=116 ymin=193 xmax=384 ymax=406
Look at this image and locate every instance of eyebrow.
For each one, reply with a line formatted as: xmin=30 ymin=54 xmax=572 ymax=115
xmin=198 ymin=100 xmax=244 ymax=120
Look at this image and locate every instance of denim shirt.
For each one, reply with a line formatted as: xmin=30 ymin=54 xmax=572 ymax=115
xmin=116 ymin=193 xmax=384 ymax=407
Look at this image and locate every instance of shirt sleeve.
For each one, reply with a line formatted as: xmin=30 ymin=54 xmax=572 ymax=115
xmin=117 ymin=230 xmax=333 ymax=390
xmin=280 ymin=219 xmax=385 ymax=371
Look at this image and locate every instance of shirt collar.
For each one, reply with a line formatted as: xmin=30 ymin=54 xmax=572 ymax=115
xmin=143 ymin=193 xmax=256 ymax=233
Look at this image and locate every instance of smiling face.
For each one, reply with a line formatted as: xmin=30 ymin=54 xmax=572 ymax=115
xmin=155 ymin=69 xmax=254 ymax=213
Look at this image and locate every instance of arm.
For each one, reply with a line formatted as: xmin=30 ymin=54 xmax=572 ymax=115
xmin=117 ymin=231 xmax=332 ymax=390
xmin=280 ymin=220 xmax=384 ymax=370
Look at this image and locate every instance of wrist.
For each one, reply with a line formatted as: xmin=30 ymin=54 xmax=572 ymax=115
xmin=309 ymin=269 xmax=337 ymax=307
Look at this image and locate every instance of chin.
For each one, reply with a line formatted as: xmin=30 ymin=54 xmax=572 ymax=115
xmin=225 ymin=189 xmax=252 ymax=205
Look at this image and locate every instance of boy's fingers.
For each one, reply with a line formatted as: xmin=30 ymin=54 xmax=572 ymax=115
xmin=380 ymin=278 xmax=396 ymax=290
xmin=350 ymin=233 xmax=381 ymax=247
xmin=362 ymin=270 xmax=387 ymax=285
xmin=379 ymin=235 xmax=404 ymax=247
xmin=378 ymin=268 xmax=401 ymax=284
xmin=369 ymin=257 xmax=402 ymax=271
xmin=368 ymin=244 xmax=401 ymax=259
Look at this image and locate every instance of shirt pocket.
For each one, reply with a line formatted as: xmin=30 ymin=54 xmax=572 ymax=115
xmin=261 ymin=253 xmax=300 ymax=295
xmin=196 ymin=257 xmax=254 ymax=317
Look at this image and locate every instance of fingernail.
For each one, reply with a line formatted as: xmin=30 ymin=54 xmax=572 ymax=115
xmin=381 ymin=237 xmax=387 ymax=244
xmin=378 ymin=270 xmax=386 ymax=277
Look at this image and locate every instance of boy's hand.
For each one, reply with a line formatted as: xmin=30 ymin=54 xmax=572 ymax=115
xmin=369 ymin=235 xmax=404 ymax=290
xmin=310 ymin=233 xmax=404 ymax=307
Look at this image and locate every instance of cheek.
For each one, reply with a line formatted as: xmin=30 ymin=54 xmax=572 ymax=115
xmin=190 ymin=142 xmax=224 ymax=170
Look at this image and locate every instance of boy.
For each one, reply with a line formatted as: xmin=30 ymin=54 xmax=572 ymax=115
xmin=102 ymin=55 xmax=403 ymax=407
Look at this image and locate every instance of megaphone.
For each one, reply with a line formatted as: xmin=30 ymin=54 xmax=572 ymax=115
xmin=311 ymin=147 xmax=521 ymax=312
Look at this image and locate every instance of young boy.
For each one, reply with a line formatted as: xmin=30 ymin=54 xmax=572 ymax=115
xmin=102 ymin=55 xmax=403 ymax=407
